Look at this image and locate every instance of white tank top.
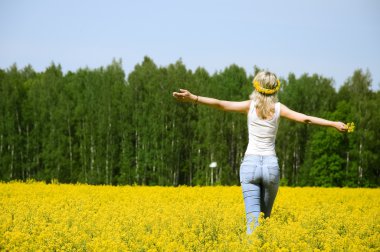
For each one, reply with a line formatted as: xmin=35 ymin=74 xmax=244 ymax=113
xmin=245 ymin=101 xmax=281 ymax=156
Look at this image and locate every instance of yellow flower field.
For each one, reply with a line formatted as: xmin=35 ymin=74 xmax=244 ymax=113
xmin=0 ymin=182 xmax=379 ymax=251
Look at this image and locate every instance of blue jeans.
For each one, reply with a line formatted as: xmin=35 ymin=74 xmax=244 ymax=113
xmin=240 ymin=155 xmax=280 ymax=234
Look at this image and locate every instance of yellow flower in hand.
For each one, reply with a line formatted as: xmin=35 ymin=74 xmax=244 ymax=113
xmin=345 ymin=122 xmax=355 ymax=133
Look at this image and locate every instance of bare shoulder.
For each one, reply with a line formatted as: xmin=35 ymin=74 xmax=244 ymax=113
xmin=279 ymin=103 xmax=289 ymax=113
xmin=280 ymin=103 xmax=297 ymax=117
xmin=280 ymin=103 xmax=309 ymax=122
xmin=241 ymin=100 xmax=252 ymax=107
xmin=219 ymin=99 xmax=252 ymax=113
xmin=234 ymin=99 xmax=252 ymax=113
xmin=239 ymin=100 xmax=252 ymax=113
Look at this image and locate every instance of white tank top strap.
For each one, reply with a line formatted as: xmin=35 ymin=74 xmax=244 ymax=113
xmin=274 ymin=102 xmax=281 ymax=119
xmin=249 ymin=100 xmax=255 ymax=114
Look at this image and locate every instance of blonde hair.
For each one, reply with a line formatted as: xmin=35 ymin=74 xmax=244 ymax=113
xmin=250 ymin=71 xmax=279 ymax=120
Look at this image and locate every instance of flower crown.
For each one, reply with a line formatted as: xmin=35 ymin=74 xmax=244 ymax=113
xmin=253 ymin=79 xmax=281 ymax=95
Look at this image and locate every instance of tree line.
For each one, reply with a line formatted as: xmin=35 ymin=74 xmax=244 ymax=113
xmin=0 ymin=57 xmax=379 ymax=187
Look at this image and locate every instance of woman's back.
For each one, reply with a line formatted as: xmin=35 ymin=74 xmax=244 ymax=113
xmin=246 ymin=101 xmax=281 ymax=156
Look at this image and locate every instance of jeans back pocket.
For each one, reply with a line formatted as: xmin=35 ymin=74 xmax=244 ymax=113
xmin=240 ymin=162 xmax=257 ymax=184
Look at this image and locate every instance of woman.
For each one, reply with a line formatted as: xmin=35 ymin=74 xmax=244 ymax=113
xmin=172 ymin=71 xmax=348 ymax=234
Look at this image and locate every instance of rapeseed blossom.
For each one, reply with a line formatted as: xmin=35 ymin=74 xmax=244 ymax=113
xmin=0 ymin=182 xmax=379 ymax=251
xmin=346 ymin=122 xmax=355 ymax=133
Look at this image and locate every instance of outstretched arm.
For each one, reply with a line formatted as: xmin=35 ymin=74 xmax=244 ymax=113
xmin=173 ymin=89 xmax=251 ymax=114
xmin=280 ymin=104 xmax=348 ymax=132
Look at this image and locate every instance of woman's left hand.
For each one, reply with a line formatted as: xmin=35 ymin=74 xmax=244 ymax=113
xmin=172 ymin=89 xmax=197 ymax=103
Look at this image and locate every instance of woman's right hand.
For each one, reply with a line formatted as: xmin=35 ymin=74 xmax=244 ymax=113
xmin=332 ymin=121 xmax=348 ymax=132
xmin=172 ymin=89 xmax=197 ymax=103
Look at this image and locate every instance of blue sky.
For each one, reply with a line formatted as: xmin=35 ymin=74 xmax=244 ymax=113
xmin=1 ymin=0 xmax=379 ymax=89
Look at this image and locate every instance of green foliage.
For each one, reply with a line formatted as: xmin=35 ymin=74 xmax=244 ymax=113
xmin=303 ymin=129 xmax=346 ymax=187
xmin=0 ymin=59 xmax=379 ymax=187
